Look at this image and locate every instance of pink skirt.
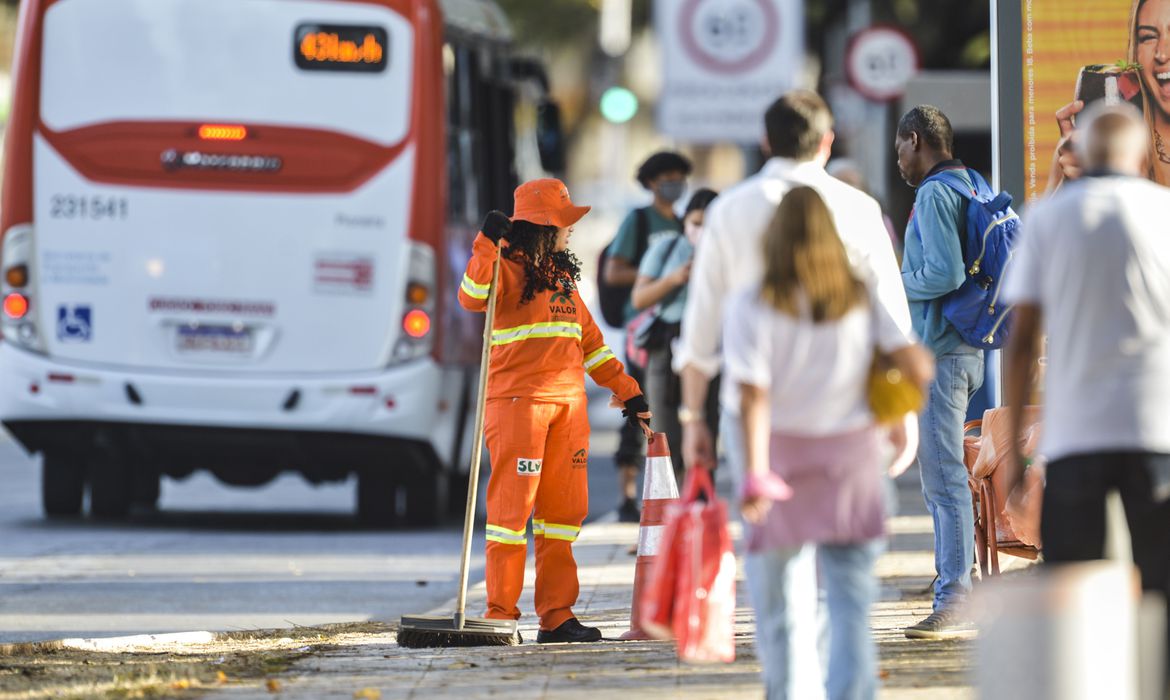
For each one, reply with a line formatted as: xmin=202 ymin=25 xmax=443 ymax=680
xmin=746 ymin=425 xmax=887 ymax=552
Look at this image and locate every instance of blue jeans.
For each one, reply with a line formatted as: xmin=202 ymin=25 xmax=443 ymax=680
xmin=917 ymin=347 xmax=983 ymax=610
xmin=724 ymin=410 xmax=884 ymax=699
xmin=745 ymin=541 xmax=884 ymax=700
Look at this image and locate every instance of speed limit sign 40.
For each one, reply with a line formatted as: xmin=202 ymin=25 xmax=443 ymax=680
xmin=846 ymin=25 xmax=920 ymax=102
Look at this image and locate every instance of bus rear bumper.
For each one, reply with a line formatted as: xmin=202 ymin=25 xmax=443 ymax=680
xmin=0 ymin=343 xmax=466 ymax=467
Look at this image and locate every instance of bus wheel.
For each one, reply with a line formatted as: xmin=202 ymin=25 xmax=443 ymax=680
xmin=42 ymin=451 xmax=85 ymax=517
xmin=446 ymin=470 xmax=470 ymax=520
xmin=404 ymin=467 xmax=448 ymax=528
xmin=357 ymin=468 xmax=398 ymax=528
xmin=132 ymin=465 xmax=161 ymax=510
xmin=89 ymin=452 xmax=132 ymax=519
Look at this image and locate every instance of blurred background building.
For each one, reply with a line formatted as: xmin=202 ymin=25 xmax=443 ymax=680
xmin=0 ymin=0 xmax=993 ymax=290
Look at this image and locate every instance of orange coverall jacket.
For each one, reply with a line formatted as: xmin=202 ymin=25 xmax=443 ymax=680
xmin=457 ymin=231 xmax=642 ymax=629
xmin=457 ymin=232 xmax=640 ymax=403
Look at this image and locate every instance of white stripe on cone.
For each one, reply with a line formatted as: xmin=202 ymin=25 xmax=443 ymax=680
xmin=642 ymin=456 xmax=679 ymax=500
xmin=637 ymin=524 xmax=665 ymax=557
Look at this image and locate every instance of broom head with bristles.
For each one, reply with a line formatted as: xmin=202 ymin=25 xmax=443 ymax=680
xmin=397 ymin=614 xmax=519 ymax=648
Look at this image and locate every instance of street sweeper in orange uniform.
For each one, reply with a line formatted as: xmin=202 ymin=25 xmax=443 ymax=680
xmin=458 ymin=178 xmax=651 ymax=643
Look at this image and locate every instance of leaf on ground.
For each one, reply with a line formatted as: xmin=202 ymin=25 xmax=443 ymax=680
xmin=446 ymin=660 xmax=477 ymax=669
xmin=266 ymin=678 xmax=282 ymax=693
xmin=354 ymin=688 xmax=382 ymax=699
xmin=171 ymin=679 xmax=192 ymax=690
xmin=216 ymin=670 xmax=229 ymax=683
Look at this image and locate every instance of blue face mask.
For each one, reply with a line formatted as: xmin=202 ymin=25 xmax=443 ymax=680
xmin=655 ymin=180 xmax=686 ymax=204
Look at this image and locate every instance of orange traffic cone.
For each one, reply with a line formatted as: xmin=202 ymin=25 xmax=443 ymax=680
xmin=621 ymin=432 xmax=680 ymax=640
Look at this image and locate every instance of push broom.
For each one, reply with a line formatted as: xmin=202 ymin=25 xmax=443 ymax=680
xmin=398 ymin=244 xmax=519 ymax=648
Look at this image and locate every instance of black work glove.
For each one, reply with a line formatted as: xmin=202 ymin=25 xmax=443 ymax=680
xmin=481 ymin=210 xmax=512 ymax=244
xmin=621 ymin=394 xmax=651 ymax=428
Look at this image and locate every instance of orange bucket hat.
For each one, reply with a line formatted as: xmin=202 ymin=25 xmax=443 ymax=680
xmin=511 ymin=178 xmax=591 ymax=228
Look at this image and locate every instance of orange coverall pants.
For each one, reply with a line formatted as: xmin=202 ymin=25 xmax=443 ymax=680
xmin=483 ymin=395 xmax=590 ymax=631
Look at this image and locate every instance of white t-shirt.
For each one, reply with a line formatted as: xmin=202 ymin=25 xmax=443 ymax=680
xmin=1001 ymin=175 xmax=1170 ymax=460
xmin=723 ymin=287 xmax=914 ymax=435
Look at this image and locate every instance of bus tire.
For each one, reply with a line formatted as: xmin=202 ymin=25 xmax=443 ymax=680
xmin=405 ymin=467 xmax=448 ymax=528
xmin=446 ymin=470 xmax=470 ymax=519
xmin=132 ymin=466 xmax=161 ymax=509
xmin=357 ymin=468 xmax=397 ymax=528
xmin=42 ymin=451 xmax=85 ymax=517
xmin=89 ymin=452 xmax=132 ymax=519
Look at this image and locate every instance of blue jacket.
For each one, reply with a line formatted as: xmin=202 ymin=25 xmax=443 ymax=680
xmin=901 ymin=161 xmax=970 ymax=356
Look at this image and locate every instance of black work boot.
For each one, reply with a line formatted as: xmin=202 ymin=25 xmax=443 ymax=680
xmin=536 ymin=617 xmax=602 ymax=644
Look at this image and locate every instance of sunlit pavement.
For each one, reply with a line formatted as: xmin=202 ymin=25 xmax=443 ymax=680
xmin=200 ymin=474 xmax=987 ymax=700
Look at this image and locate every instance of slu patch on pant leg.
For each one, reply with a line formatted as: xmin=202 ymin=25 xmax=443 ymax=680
xmin=517 ymin=458 xmax=543 ymax=476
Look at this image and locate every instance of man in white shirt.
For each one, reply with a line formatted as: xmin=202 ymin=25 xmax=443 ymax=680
xmin=674 ymin=91 xmax=913 ymax=478
xmin=1002 ymin=102 xmax=1170 ymax=693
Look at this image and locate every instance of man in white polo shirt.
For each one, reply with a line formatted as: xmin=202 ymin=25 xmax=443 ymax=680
xmin=674 ymin=90 xmax=912 ymax=481
xmin=1002 ymin=102 xmax=1170 ymax=694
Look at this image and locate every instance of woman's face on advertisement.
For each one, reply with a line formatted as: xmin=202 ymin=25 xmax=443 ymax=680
xmin=684 ymin=210 xmax=704 ymax=244
xmin=1137 ymin=0 xmax=1170 ymax=119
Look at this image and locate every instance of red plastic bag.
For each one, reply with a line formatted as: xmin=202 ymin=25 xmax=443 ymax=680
xmin=641 ymin=467 xmax=736 ymax=663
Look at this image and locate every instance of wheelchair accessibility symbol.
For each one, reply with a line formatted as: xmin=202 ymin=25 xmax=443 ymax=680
xmin=57 ymin=305 xmax=93 ymax=342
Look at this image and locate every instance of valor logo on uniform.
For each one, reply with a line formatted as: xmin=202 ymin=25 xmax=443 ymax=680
xmin=517 ymin=458 xmax=543 ymax=476
xmin=571 ymin=449 xmax=588 ymax=469
xmin=549 ymin=290 xmax=576 ymax=317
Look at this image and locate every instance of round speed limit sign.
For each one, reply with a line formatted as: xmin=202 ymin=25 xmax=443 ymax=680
xmin=846 ymin=26 xmax=920 ymax=102
xmin=679 ymin=0 xmax=781 ymax=75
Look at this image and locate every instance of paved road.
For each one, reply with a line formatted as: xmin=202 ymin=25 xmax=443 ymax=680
xmin=0 ymin=403 xmax=627 ymax=644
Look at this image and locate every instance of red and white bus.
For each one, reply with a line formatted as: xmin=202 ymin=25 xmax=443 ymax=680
xmin=0 ymin=0 xmax=562 ymax=525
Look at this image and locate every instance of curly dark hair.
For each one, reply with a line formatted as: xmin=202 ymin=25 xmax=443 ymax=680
xmin=504 ymin=220 xmax=582 ymax=305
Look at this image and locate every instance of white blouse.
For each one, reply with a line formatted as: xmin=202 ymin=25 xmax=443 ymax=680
xmin=723 ymin=285 xmax=914 ymax=436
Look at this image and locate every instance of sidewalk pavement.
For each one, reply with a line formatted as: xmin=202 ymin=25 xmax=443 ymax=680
xmin=204 ymin=472 xmax=981 ymax=700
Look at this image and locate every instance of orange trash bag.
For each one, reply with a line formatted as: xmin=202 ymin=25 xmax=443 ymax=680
xmin=641 ymin=467 xmax=736 ymax=664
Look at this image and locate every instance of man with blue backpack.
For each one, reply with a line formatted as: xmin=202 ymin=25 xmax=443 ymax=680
xmin=895 ymin=105 xmax=1020 ymax=639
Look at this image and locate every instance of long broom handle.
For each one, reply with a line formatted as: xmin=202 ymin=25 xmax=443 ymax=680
xmin=453 ymin=244 xmax=502 ymax=629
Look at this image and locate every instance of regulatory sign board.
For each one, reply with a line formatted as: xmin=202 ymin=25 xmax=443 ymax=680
xmin=845 ymin=26 xmax=919 ymax=103
xmin=656 ymin=0 xmax=804 ymax=143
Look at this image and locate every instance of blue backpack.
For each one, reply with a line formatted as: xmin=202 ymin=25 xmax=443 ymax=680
xmin=917 ymin=168 xmax=1020 ymax=350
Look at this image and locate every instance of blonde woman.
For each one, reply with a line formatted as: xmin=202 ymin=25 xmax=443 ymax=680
xmin=1051 ymin=0 xmax=1170 ymax=187
xmin=724 ymin=187 xmax=931 ymax=700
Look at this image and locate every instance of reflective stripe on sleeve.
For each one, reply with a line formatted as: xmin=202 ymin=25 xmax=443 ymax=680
xmin=485 ymin=523 xmax=527 ymax=546
xmin=491 ymin=322 xmax=582 ymax=346
xmin=583 ymin=345 xmax=617 ymax=372
xmin=533 ymin=520 xmax=580 ymax=542
xmin=461 ymin=274 xmax=490 ymax=300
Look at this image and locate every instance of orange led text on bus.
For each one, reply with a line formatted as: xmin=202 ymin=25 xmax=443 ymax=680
xmin=300 ymin=32 xmax=384 ymax=65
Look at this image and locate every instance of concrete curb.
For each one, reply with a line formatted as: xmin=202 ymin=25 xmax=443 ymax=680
xmin=0 ymin=630 xmax=219 ymax=656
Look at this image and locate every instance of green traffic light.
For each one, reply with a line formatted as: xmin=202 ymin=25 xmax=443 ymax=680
xmin=600 ymin=87 xmax=638 ymax=124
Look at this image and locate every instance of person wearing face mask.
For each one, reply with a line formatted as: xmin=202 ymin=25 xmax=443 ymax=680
xmin=602 ymin=151 xmax=692 ymax=522
xmin=630 ymin=188 xmax=720 ymax=484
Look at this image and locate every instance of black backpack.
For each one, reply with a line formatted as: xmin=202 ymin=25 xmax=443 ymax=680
xmin=597 ymin=208 xmax=651 ymax=328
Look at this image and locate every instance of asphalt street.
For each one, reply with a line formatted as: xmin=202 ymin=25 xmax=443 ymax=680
xmin=0 ymin=398 xmax=628 ymax=644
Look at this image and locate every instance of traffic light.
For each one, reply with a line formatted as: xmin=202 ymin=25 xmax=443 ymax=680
xmin=600 ymin=86 xmax=638 ymax=124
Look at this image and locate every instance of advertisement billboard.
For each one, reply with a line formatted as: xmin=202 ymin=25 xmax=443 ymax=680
xmin=1002 ymin=0 xmax=1164 ymax=204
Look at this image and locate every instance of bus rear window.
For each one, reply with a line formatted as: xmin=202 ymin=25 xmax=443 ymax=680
xmin=40 ymin=0 xmax=413 ymax=146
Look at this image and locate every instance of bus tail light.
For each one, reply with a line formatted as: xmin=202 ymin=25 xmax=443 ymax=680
xmin=403 ymin=309 xmax=431 ymax=338
xmin=6 ymin=264 xmax=28 ymax=288
xmin=392 ymin=242 xmax=436 ymax=364
xmin=0 ymin=225 xmax=45 ymax=353
xmin=198 ymin=124 xmax=248 ymax=141
xmin=4 ymin=293 xmax=28 ymax=319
